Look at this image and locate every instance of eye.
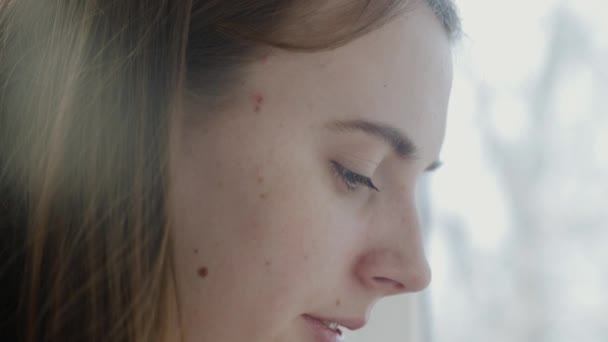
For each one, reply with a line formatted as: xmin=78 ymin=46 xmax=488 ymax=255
xmin=331 ymin=160 xmax=380 ymax=192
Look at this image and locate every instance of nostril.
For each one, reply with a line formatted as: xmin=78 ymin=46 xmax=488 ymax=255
xmin=372 ymin=276 xmax=405 ymax=291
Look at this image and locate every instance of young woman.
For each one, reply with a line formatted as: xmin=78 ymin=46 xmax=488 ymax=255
xmin=0 ymin=0 xmax=460 ymax=341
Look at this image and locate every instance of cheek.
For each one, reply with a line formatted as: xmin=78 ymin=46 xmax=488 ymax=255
xmin=169 ymin=112 xmax=362 ymax=320
xmin=171 ymin=140 xmax=328 ymax=280
xmin=232 ymin=160 xmax=352 ymax=288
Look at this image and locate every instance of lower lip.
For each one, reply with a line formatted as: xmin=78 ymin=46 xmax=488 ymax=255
xmin=302 ymin=315 xmax=344 ymax=342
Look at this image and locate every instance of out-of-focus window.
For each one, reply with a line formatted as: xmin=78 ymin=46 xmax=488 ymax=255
xmin=428 ymin=1 xmax=608 ymax=341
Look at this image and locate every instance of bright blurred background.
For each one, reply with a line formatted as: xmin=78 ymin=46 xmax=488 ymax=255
xmin=428 ymin=0 xmax=608 ymax=341
xmin=350 ymin=0 xmax=608 ymax=341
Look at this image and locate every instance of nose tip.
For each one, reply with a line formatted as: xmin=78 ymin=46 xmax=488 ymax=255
xmin=372 ymin=277 xmax=407 ymax=295
xmin=356 ymin=251 xmax=432 ymax=296
xmin=356 ymin=193 xmax=433 ymax=296
xmin=374 ymin=263 xmax=431 ymax=294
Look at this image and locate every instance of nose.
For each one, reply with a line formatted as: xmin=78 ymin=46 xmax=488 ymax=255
xmin=354 ymin=199 xmax=431 ymax=296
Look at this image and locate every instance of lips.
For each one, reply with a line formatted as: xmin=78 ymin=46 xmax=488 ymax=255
xmin=303 ymin=314 xmax=366 ymax=342
xmin=305 ymin=315 xmax=366 ymax=331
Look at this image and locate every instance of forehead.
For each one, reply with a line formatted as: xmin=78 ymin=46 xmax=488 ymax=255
xmin=247 ymin=4 xmax=453 ymax=158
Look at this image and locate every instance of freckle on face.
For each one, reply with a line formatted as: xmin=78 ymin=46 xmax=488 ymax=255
xmin=197 ymin=267 xmax=209 ymax=278
xmin=252 ymin=93 xmax=264 ymax=113
xmin=259 ymin=53 xmax=271 ymax=64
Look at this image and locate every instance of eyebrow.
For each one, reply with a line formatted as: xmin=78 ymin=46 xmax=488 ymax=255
xmin=325 ymin=119 xmax=442 ymax=172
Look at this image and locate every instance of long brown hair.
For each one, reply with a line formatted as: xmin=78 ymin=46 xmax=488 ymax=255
xmin=0 ymin=1 xmax=460 ymax=341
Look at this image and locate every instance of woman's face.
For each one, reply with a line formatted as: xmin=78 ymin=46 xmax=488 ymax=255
xmin=169 ymin=4 xmax=452 ymax=342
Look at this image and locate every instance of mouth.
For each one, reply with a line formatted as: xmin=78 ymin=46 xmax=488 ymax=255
xmin=302 ymin=314 xmax=366 ymax=342
xmin=302 ymin=315 xmax=344 ymax=342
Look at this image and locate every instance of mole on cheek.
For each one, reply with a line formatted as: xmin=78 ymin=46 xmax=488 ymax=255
xmin=252 ymin=93 xmax=264 ymax=113
xmin=257 ymin=170 xmax=267 ymax=199
xmin=335 ymin=299 xmax=341 ymax=307
xmin=197 ymin=267 xmax=209 ymax=279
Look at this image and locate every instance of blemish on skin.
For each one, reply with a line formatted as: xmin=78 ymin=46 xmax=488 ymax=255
xmin=257 ymin=175 xmax=264 ymax=184
xmin=265 ymin=260 xmax=272 ymax=267
xmin=259 ymin=192 xmax=268 ymax=200
xmin=252 ymin=93 xmax=264 ymax=113
xmin=336 ymin=299 xmax=341 ymax=307
xmin=217 ymin=180 xmax=224 ymax=189
xmin=194 ymin=248 xmax=199 ymax=254
xmin=197 ymin=267 xmax=209 ymax=278
xmin=384 ymin=83 xmax=388 ymax=88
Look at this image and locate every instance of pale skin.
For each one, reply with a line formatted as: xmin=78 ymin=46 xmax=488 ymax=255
xmin=168 ymin=2 xmax=453 ymax=342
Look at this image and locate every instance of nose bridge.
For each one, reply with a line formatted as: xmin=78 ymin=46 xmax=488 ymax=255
xmin=385 ymin=185 xmax=423 ymax=254
xmin=396 ymin=190 xmax=420 ymax=236
xmin=354 ymin=189 xmax=431 ymax=296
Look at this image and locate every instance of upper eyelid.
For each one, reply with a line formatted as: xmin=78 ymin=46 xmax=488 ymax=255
xmin=331 ymin=160 xmax=367 ymax=178
xmin=331 ymin=161 xmax=379 ymax=192
xmin=325 ymin=119 xmax=418 ymax=161
xmin=333 ymin=148 xmax=384 ymax=172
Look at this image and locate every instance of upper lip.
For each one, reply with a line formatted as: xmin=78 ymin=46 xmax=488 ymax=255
xmin=304 ymin=314 xmax=367 ymax=331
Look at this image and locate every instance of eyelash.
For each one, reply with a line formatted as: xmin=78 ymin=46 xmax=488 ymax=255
xmin=331 ymin=161 xmax=380 ymax=192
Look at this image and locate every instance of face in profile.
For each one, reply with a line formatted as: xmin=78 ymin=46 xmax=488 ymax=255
xmin=169 ymin=3 xmax=453 ymax=342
